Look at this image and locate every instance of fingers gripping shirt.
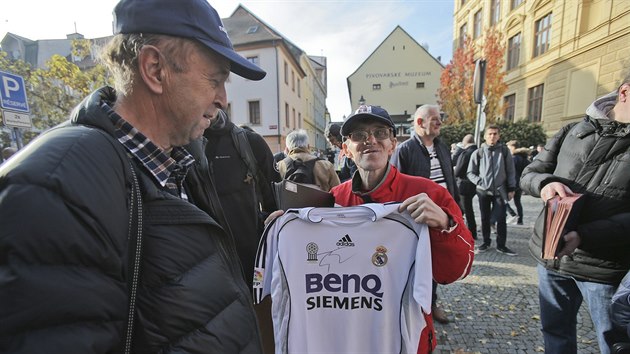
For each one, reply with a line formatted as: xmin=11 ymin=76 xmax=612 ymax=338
xmin=253 ymin=203 xmax=432 ymax=354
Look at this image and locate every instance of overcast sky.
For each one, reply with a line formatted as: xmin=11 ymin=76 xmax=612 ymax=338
xmin=1 ymin=0 xmax=455 ymax=121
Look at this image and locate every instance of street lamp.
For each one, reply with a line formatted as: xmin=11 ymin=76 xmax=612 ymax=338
xmin=358 ymin=95 xmax=366 ymax=106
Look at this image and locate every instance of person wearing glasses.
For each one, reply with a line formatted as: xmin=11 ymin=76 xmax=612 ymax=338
xmin=330 ymin=104 xmax=474 ymax=353
xmin=390 ymin=104 xmax=459 ymax=325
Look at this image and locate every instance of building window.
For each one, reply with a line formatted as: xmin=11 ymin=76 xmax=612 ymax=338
xmin=246 ymin=26 xmax=259 ymax=34
xmin=285 ymin=103 xmax=290 ymax=127
xmin=507 ymin=32 xmax=521 ymax=70
xmin=528 ymin=84 xmax=544 ymax=122
xmin=473 ymin=9 xmax=483 ymax=39
xmin=511 ymin=0 xmax=522 ymax=11
xmin=284 ymin=62 xmax=288 ymax=85
xmin=297 ymin=79 xmax=301 ymax=97
xmin=503 ymin=94 xmax=515 ymax=121
xmin=292 ymin=108 xmax=296 ymax=128
xmin=490 ymin=0 xmax=500 ymax=26
xmin=459 ymin=23 xmax=468 ymax=47
xmin=247 ymin=56 xmax=259 ymax=66
xmin=533 ymin=13 xmax=552 ymax=57
xmin=291 ymin=71 xmax=295 ymax=91
xmin=372 ymin=83 xmax=381 ymax=90
xmin=248 ymin=101 xmax=261 ymax=125
xmin=298 ymin=113 xmax=302 ymax=129
xmin=416 ymin=82 xmax=425 ymax=88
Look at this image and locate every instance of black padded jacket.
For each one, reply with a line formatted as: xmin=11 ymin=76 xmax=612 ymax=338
xmin=390 ymin=134 xmax=460 ymax=204
xmin=521 ymin=115 xmax=630 ymax=284
xmin=0 ymin=87 xmax=262 ymax=353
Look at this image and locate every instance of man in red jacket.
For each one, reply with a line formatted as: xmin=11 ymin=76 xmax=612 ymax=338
xmin=331 ymin=105 xmax=474 ymax=353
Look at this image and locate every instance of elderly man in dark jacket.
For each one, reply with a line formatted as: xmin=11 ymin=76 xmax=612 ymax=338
xmin=0 ymin=0 xmax=266 ymax=352
xmin=391 ymin=104 xmax=459 ymax=324
xmin=521 ymin=71 xmax=630 ymax=354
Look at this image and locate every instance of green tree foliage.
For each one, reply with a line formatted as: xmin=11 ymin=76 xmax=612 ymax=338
xmin=1 ymin=39 xmax=110 ymax=146
xmin=440 ymin=120 xmax=547 ymax=150
xmin=439 ymin=120 xmax=475 ymax=147
xmin=494 ymin=119 xmax=547 ymax=149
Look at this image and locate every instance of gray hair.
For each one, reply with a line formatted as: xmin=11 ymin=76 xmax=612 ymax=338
xmin=286 ymin=129 xmax=309 ymax=151
xmin=99 ymin=33 xmax=195 ymax=97
xmin=414 ymin=104 xmax=440 ymax=124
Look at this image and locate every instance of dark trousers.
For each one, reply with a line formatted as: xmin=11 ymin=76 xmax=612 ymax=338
xmin=478 ymin=193 xmax=507 ymax=247
xmin=497 ymin=189 xmax=523 ymax=223
xmin=459 ymin=193 xmax=477 ymax=239
xmin=513 ymin=188 xmax=523 ymax=223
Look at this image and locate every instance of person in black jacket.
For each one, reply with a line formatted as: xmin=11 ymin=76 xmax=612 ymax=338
xmin=454 ymin=134 xmax=478 ymax=240
xmin=325 ymin=122 xmax=356 ymax=181
xmin=520 ymin=71 xmax=630 ymax=354
xmin=506 ymin=140 xmax=530 ymax=225
xmin=390 ymin=104 xmax=459 ymax=325
xmin=202 ymin=110 xmax=279 ymax=290
xmin=0 ymin=0 xmax=266 ymax=352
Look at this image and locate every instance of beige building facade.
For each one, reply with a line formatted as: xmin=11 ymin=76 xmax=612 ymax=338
xmin=454 ymin=0 xmax=630 ymax=137
xmin=347 ymin=26 xmax=444 ymax=137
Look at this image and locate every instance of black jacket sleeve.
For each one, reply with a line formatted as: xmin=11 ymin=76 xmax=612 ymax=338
xmin=247 ymin=131 xmax=279 ymax=213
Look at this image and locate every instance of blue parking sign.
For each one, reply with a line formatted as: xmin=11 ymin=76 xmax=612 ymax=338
xmin=0 ymin=71 xmax=30 ymax=113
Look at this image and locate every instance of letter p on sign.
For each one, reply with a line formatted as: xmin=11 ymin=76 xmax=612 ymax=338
xmin=0 ymin=71 xmax=30 ymax=113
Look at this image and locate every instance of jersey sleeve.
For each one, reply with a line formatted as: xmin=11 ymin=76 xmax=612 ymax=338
xmin=253 ymin=217 xmax=281 ymax=304
xmin=413 ymin=224 xmax=433 ymax=313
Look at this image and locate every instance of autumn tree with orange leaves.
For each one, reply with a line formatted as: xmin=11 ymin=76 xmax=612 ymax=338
xmin=438 ymin=29 xmax=508 ymax=124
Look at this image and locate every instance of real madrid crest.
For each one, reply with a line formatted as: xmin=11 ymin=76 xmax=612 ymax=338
xmin=371 ymin=245 xmax=388 ymax=267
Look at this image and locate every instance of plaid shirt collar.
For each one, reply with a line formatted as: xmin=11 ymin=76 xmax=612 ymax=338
xmin=101 ymin=102 xmax=195 ymax=188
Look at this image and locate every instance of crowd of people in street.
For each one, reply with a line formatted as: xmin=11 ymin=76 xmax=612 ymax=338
xmin=0 ymin=0 xmax=629 ymax=353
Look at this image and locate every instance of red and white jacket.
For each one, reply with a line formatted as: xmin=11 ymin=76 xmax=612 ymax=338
xmin=331 ymin=165 xmax=475 ymax=353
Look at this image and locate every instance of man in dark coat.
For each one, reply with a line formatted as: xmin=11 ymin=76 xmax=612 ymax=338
xmin=391 ymin=104 xmax=459 ymax=324
xmin=202 ymin=110 xmax=279 ymax=290
xmin=0 ymin=0 xmax=266 ymax=352
xmin=325 ymin=122 xmax=356 ymax=181
xmin=454 ymin=134 xmax=478 ymax=239
xmin=521 ymin=72 xmax=630 ymax=354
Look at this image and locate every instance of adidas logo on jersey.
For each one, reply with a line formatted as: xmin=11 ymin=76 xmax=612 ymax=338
xmin=336 ymin=234 xmax=355 ymax=247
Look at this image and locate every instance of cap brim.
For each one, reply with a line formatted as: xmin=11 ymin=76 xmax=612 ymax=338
xmin=200 ymin=39 xmax=266 ymax=81
xmin=341 ymin=113 xmax=395 ymax=136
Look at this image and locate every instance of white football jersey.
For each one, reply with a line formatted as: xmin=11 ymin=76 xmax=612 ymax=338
xmin=253 ymin=203 xmax=432 ymax=354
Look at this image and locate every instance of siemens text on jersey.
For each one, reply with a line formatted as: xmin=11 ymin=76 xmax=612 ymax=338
xmin=305 ymin=273 xmax=383 ymax=311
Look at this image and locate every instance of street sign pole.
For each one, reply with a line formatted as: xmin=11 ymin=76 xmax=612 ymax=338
xmin=474 ymin=95 xmax=487 ymax=147
xmin=13 ymin=127 xmax=23 ymax=149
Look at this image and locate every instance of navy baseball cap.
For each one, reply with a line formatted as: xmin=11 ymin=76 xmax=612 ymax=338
xmin=113 ymin=0 xmax=266 ymax=81
xmin=341 ymin=105 xmax=397 ymax=137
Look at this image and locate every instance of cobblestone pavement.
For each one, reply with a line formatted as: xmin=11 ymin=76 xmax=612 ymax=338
xmin=433 ymin=195 xmax=600 ymax=354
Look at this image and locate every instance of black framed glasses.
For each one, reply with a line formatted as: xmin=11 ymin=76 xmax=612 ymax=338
xmin=348 ymin=128 xmax=392 ymax=142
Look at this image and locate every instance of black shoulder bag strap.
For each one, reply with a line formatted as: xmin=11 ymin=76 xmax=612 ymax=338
xmin=123 ymin=160 xmax=143 ymax=354
xmin=231 ymin=125 xmax=265 ymax=205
